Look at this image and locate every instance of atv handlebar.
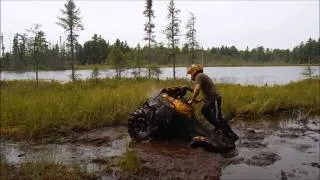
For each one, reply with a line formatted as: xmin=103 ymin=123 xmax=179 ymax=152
xmin=160 ymin=86 xmax=203 ymax=105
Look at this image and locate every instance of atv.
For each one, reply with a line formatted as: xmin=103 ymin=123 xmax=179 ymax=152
xmin=128 ymin=86 xmax=239 ymax=152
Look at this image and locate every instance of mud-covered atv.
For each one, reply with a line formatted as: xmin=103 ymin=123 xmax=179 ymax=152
xmin=128 ymin=86 xmax=239 ymax=152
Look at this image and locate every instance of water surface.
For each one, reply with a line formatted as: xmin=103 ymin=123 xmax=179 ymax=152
xmin=2 ymin=66 xmax=319 ymax=85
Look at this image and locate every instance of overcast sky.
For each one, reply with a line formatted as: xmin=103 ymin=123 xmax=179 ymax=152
xmin=1 ymin=0 xmax=319 ymax=52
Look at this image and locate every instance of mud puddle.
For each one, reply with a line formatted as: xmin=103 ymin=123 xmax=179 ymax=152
xmin=221 ymin=116 xmax=320 ymax=180
xmin=0 ymin=126 xmax=129 ymax=173
xmin=1 ymin=116 xmax=319 ymax=179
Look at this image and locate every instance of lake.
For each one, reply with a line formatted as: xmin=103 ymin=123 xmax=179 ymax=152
xmin=1 ymin=66 xmax=319 ymax=85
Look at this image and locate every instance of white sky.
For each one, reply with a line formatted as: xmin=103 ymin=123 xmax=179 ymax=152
xmin=1 ymin=0 xmax=319 ymax=52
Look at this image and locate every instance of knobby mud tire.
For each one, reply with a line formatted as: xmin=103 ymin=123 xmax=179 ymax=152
xmin=128 ymin=109 xmax=152 ymax=142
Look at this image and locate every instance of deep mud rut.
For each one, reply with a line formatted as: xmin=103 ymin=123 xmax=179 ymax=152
xmin=1 ymin=116 xmax=319 ymax=180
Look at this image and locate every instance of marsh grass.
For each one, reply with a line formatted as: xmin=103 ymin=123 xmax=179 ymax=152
xmin=117 ymin=149 xmax=142 ymax=174
xmin=1 ymin=78 xmax=319 ymax=140
xmin=218 ymin=79 xmax=320 ymax=119
xmin=0 ymin=78 xmax=188 ymax=140
xmin=0 ymin=155 xmax=96 ymax=180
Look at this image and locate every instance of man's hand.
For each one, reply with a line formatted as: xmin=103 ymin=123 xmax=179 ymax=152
xmin=194 ymin=99 xmax=203 ymax=103
xmin=188 ymin=84 xmax=200 ymax=105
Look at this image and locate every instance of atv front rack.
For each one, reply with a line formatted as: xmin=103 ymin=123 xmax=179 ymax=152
xmin=160 ymin=86 xmax=193 ymax=99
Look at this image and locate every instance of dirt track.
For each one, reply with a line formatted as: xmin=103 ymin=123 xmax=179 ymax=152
xmin=1 ymin=116 xmax=319 ymax=180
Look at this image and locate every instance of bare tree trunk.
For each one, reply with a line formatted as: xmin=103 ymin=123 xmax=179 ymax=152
xmin=173 ymin=48 xmax=175 ymax=80
xmin=171 ymin=13 xmax=175 ymax=80
xmin=33 ymin=37 xmax=38 ymax=87
xmin=138 ymin=60 xmax=141 ymax=77
xmin=191 ymin=22 xmax=195 ymax=64
xmin=191 ymin=48 xmax=194 ymax=64
xmin=148 ymin=16 xmax=151 ymax=79
xmin=36 ymin=61 xmax=39 ymax=86
xmin=148 ymin=45 xmax=151 ymax=79
xmin=70 ymin=28 xmax=75 ymax=81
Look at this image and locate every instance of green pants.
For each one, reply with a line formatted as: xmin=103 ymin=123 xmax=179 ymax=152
xmin=184 ymin=113 xmax=216 ymax=138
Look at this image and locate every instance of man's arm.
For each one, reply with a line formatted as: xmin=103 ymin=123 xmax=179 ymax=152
xmin=188 ymin=84 xmax=200 ymax=104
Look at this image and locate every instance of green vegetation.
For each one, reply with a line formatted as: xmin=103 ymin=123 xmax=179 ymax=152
xmin=3 ymin=35 xmax=319 ymax=72
xmin=0 ymin=78 xmax=187 ymax=140
xmin=108 ymin=42 xmax=126 ymax=78
xmin=117 ymin=149 xmax=142 ymax=174
xmin=91 ymin=67 xmax=100 ymax=84
xmin=165 ymin=0 xmax=181 ymax=79
xmin=56 ymin=0 xmax=84 ymax=81
xmin=301 ymin=65 xmax=316 ymax=79
xmin=1 ymin=78 xmax=319 ymax=140
xmin=185 ymin=12 xmax=198 ymax=64
xmin=0 ymin=155 xmax=95 ymax=180
xmin=143 ymin=0 xmax=156 ymax=78
xmin=218 ymin=79 xmax=320 ymax=119
xmin=26 ymin=24 xmax=47 ymax=86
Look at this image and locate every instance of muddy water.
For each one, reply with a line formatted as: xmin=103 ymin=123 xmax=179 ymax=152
xmin=1 ymin=117 xmax=319 ymax=179
xmin=0 ymin=127 xmax=130 ymax=172
xmin=221 ymin=116 xmax=320 ymax=180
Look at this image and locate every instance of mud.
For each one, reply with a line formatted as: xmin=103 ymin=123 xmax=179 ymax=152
xmin=1 ymin=116 xmax=319 ymax=180
xmin=222 ymin=116 xmax=320 ymax=180
xmin=0 ymin=126 xmax=130 ymax=173
xmin=131 ymin=142 xmax=225 ymax=180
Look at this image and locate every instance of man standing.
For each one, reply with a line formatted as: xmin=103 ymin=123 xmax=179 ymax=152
xmin=187 ymin=64 xmax=225 ymax=128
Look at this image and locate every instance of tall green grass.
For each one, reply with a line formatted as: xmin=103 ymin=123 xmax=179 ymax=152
xmin=117 ymin=149 xmax=142 ymax=174
xmin=0 ymin=78 xmax=188 ymax=139
xmin=1 ymin=78 xmax=319 ymax=140
xmin=218 ymin=79 xmax=320 ymax=118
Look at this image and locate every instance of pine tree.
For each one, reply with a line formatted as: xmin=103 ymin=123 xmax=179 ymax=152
xmin=81 ymin=34 xmax=108 ymax=65
xmin=143 ymin=0 xmax=156 ymax=78
xmin=185 ymin=12 xmax=198 ymax=64
xmin=12 ymin=33 xmax=27 ymax=69
xmin=109 ymin=42 xmax=125 ymax=79
xmin=301 ymin=65 xmax=314 ymax=79
xmin=164 ymin=0 xmax=180 ymax=79
xmin=27 ymin=24 xmax=47 ymax=86
xmin=56 ymin=0 xmax=84 ymax=81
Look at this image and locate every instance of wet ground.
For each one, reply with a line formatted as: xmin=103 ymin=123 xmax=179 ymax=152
xmin=1 ymin=116 xmax=319 ymax=180
xmin=221 ymin=116 xmax=320 ymax=180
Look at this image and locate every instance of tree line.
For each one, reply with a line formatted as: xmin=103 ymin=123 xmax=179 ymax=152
xmin=1 ymin=0 xmax=319 ymax=81
xmin=2 ymin=34 xmax=319 ymax=69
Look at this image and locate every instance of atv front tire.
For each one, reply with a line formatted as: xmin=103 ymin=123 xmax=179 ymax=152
xmin=128 ymin=109 xmax=152 ymax=142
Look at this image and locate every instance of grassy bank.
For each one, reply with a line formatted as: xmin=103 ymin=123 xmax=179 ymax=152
xmin=219 ymin=79 xmax=320 ymax=118
xmin=1 ymin=78 xmax=319 ymax=140
xmin=0 ymin=78 xmax=188 ymax=140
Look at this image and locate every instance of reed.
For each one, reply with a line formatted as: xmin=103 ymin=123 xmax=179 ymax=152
xmin=117 ymin=149 xmax=142 ymax=174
